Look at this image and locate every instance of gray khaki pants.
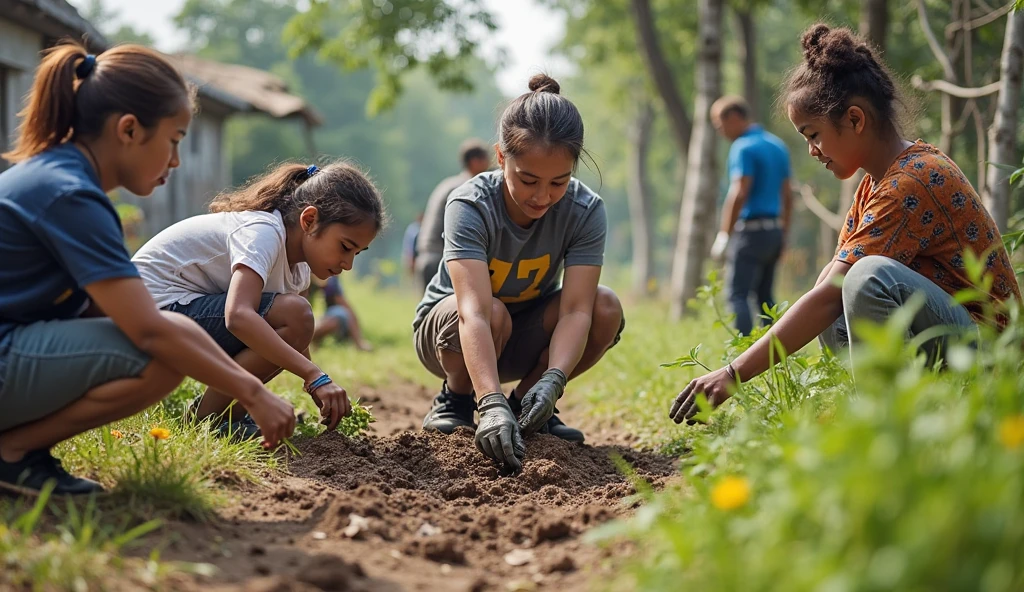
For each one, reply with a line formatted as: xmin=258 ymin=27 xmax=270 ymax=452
xmin=819 ymin=256 xmax=976 ymax=365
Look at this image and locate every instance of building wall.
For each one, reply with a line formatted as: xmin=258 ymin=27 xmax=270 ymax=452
xmin=0 ymin=18 xmax=45 ymax=170
xmin=0 ymin=17 xmax=239 ymax=242
xmin=124 ymin=108 xmax=232 ymax=239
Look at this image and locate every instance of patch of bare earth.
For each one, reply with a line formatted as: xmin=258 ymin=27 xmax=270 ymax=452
xmin=148 ymin=382 xmax=677 ymax=591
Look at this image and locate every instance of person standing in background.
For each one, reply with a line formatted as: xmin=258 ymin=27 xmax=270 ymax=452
xmin=403 ymin=212 xmax=422 ymax=279
xmin=709 ymin=96 xmax=793 ymax=336
xmin=415 ymin=140 xmax=492 ymax=293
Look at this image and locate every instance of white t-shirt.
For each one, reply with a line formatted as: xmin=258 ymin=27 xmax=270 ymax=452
xmin=132 ymin=210 xmax=311 ymax=309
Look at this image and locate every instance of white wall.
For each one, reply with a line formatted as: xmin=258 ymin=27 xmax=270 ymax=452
xmin=0 ymin=18 xmax=44 ymax=167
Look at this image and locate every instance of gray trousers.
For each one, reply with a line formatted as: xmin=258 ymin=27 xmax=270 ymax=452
xmin=726 ymin=228 xmax=784 ymax=335
xmin=818 ymin=256 xmax=976 ymax=365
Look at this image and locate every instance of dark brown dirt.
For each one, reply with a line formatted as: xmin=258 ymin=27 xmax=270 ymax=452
xmin=149 ymin=382 xmax=678 ymax=591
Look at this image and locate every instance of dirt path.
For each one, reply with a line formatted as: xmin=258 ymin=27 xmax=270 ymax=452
xmin=155 ymin=383 xmax=678 ymax=591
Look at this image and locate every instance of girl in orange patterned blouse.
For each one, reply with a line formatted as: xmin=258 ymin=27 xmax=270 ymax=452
xmin=669 ymin=23 xmax=1021 ymax=425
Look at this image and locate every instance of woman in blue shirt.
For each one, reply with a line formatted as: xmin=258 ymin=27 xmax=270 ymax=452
xmin=0 ymin=42 xmax=295 ymax=496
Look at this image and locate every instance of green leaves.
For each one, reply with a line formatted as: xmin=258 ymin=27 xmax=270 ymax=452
xmin=661 ymin=344 xmax=712 ymax=371
xmin=284 ymin=0 xmax=499 ymax=115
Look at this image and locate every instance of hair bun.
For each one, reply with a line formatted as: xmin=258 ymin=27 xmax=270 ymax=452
xmin=801 ymin=23 xmax=873 ymax=73
xmin=800 ymin=23 xmax=832 ymax=67
xmin=528 ymin=74 xmax=560 ymax=95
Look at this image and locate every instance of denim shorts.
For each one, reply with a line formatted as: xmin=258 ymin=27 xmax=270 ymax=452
xmin=0 ymin=318 xmax=151 ymax=432
xmin=164 ymin=293 xmax=276 ymax=358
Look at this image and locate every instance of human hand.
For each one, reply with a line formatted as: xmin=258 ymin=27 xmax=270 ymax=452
xmin=311 ymin=381 xmax=351 ymax=431
xmin=710 ymin=231 xmax=730 ymax=260
xmin=245 ymin=387 xmax=297 ymax=448
xmin=519 ymin=368 xmax=567 ymax=435
xmin=475 ymin=392 xmax=526 ymax=473
xmin=669 ymin=364 xmax=737 ymax=424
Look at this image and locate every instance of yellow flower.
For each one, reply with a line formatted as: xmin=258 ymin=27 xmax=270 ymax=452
xmin=711 ymin=476 xmax=751 ymax=510
xmin=149 ymin=427 xmax=171 ymax=440
xmin=110 ymin=429 xmax=124 ymax=440
xmin=998 ymin=416 xmax=1024 ymax=450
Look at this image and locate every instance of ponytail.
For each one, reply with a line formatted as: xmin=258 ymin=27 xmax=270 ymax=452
xmin=209 ymin=160 xmax=388 ymax=232
xmin=3 ymin=45 xmax=85 ymax=162
xmin=209 ymin=163 xmax=311 ymax=214
xmin=3 ymin=41 xmax=194 ymax=163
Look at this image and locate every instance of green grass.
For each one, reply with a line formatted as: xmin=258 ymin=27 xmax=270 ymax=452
xmin=583 ymin=266 xmax=1024 ymax=591
xmin=6 ymin=263 xmax=1022 ymax=591
xmin=0 ymin=275 xmax=435 ymax=588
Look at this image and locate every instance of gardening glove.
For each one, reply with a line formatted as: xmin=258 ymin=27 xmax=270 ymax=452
xmin=518 ymin=368 xmax=567 ymax=436
xmin=710 ymin=231 xmax=730 ymax=260
xmin=475 ymin=393 xmax=526 ymax=473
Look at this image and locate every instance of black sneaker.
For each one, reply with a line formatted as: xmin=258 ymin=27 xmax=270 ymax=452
xmin=541 ymin=411 xmax=585 ymax=443
xmin=422 ymin=384 xmax=477 ymax=434
xmin=508 ymin=392 xmax=584 ymax=443
xmin=0 ymin=449 xmax=104 ymax=497
xmin=216 ymin=414 xmax=262 ymax=441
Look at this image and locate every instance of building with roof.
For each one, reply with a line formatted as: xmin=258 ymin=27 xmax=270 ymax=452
xmin=0 ymin=0 xmax=321 ymax=239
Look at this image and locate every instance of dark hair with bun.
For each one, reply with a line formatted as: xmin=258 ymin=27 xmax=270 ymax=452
xmin=783 ymin=23 xmax=912 ymax=137
xmin=498 ymin=74 xmax=593 ymax=172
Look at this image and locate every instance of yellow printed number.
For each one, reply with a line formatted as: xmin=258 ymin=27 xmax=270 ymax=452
xmin=490 ymin=255 xmax=551 ymax=303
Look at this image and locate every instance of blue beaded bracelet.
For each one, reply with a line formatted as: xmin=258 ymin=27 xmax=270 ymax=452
xmin=305 ymin=373 xmax=332 ymax=394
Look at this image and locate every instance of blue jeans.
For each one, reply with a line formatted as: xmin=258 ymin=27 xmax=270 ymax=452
xmin=818 ymin=256 xmax=976 ymax=364
xmin=726 ymin=228 xmax=784 ymax=335
xmin=164 ymin=293 xmax=276 ymax=357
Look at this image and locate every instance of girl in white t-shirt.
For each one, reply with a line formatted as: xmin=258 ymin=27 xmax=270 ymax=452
xmin=133 ymin=161 xmax=386 ymax=437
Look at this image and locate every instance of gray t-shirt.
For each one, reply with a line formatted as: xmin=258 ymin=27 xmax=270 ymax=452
xmin=415 ymin=171 xmax=470 ymax=265
xmin=412 ymin=170 xmax=606 ymax=330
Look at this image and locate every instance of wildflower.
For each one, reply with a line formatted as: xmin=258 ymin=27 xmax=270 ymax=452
xmin=711 ymin=476 xmax=751 ymax=510
xmin=149 ymin=427 xmax=171 ymax=440
xmin=110 ymin=429 xmax=124 ymax=439
xmin=998 ymin=416 xmax=1024 ymax=450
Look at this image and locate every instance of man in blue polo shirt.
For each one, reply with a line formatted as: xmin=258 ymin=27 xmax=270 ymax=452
xmin=709 ymin=96 xmax=792 ymax=335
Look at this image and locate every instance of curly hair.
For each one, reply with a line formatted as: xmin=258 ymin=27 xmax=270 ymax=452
xmin=782 ymin=23 xmax=915 ymax=138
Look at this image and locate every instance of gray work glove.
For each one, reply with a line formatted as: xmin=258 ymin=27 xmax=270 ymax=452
xmin=474 ymin=392 xmax=526 ymax=473
xmin=518 ymin=368 xmax=567 ymax=436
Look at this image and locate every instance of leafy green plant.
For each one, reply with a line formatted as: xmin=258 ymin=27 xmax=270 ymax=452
xmin=294 ymin=398 xmax=377 ymax=438
xmin=595 ymin=268 xmax=1024 ymax=592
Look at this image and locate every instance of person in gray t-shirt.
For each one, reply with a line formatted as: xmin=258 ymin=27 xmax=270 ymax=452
xmin=413 ymin=74 xmax=625 ymax=474
xmin=414 ymin=140 xmax=492 ymax=293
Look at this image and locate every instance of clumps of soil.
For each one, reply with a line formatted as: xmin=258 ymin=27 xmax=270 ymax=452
xmin=239 ymin=554 xmax=370 ymax=592
xmin=287 ymin=429 xmax=675 ymax=574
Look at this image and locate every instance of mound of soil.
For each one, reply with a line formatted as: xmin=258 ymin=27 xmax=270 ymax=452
xmin=287 ymin=429 xmax=675 ymax=574
xmin=152 ymin=384 xmax=678 ymax=591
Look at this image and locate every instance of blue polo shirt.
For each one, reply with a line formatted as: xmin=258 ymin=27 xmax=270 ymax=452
xmin=727 ymin=125 xmax=791 ymax=220
xmin=0 ymin=143 xmax=139 ymax=387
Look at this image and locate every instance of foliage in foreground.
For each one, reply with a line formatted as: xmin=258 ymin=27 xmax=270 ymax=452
xmin=595 ymin=262 xmax=1024 ymax=591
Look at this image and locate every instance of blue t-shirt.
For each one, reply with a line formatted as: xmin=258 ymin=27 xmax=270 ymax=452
xmin=0 ymin=144 xmax=139 ymax=382
xmin=727 ymin=125 xmax=792 ymax=220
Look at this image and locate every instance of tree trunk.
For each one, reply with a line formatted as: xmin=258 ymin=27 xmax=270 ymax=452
xmin=629 ymin=0 xmax=693 ymax=158
xmin=669 ymin=0 xmax=723 ymax=320
xmin=627 ymin=99 xmax=656 ymax=297
xmin=983 ymin=8 xmax=1024 ymax=231
xmin=735 ymin=6 xmax=757 ymax=119
xmin=860 ymin=0 xmax=889 ymax=49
